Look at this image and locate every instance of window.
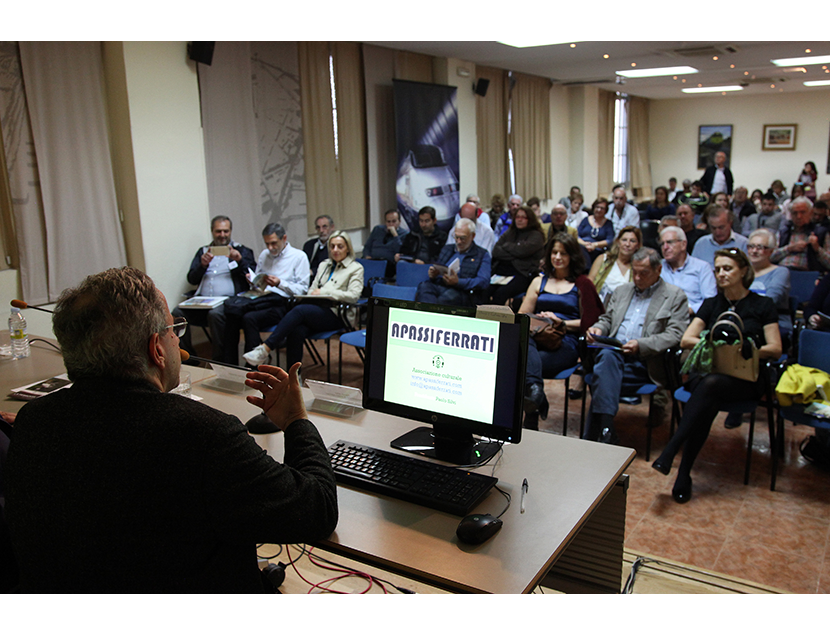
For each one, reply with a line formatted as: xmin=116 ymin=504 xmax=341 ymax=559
xmin=328 ymin=52 xmax=339 ymax=164
xmin=613 ymin=92 xmax=629 ymax=188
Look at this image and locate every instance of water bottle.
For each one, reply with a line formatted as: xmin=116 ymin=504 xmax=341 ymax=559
xmin=9 ymin=307 xmax=30 ymax=359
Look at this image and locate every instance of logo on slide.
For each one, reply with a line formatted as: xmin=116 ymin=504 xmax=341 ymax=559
xmin=432 ymin=355 xmax=445 ymax=369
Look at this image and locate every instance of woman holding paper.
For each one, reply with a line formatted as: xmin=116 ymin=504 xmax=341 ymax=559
xmin=518 ymin=233 xmax=603 ymax=430
xmin=244 ymin=232 xmax=364 ymax=369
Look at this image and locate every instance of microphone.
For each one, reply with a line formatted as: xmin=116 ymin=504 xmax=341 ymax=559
xmin=11 ymin=300 xmax=54 ymax=314
xmin=179 ymin=349 xmax=250 ymax=371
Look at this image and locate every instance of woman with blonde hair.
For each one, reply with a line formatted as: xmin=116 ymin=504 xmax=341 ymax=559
xmin=588 ymin=225 xmax=642 ymax=304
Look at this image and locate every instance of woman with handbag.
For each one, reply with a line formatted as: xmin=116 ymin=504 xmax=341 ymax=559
xmin=517 ymin=232 xmax=603 ymax=430
xmin=651 ymin=248 xmax=781 ymax=503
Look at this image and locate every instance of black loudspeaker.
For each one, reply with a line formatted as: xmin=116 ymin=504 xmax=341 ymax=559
xmin=188 ymin=42 xmax=215 ymax=66
xmin=474 ymin=78 xmax=490 ymax=97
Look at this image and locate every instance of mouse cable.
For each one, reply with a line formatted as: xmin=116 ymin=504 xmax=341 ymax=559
xmin=285 ymin=544 xmax=387 ymax=594
xmin=454 ymin=441 xmax=505 ymax=470
xmin=289 ymin=544 xmax=416 ymax=594
xmin=493 ymin=483 xmax=511 ymax=519
xmin=30 ymin=338 xmax=62 ymax=353
xmin=256 ymin=543 xmax=305 ymax=567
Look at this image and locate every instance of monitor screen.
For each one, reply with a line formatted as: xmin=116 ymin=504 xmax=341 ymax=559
xmin=363 ymin=298 xmax=529 ymax=464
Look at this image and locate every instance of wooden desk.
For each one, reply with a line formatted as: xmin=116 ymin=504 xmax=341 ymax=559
xmin=1 ymin=350 xmax=635 ymax=594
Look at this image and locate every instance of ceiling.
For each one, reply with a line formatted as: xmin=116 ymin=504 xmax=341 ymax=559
xmin=364 ymin=41 xmax=830 ymax=100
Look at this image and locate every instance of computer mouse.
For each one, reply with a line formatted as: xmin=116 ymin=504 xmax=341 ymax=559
xmin=245 ymin=413 xmax=280 ymax=434
xmin=456 ymin=513 xmax=503 ymax=545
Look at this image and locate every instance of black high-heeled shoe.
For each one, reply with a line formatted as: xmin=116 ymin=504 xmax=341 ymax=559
xmin=672 ymin=478 xmax=692 ymax=504
xmin=651 ymin=458 xmax=671 ymax=475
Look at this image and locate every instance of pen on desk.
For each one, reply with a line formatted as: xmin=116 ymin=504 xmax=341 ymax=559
xmin=520 ymin=478 xmax=528 ymax=514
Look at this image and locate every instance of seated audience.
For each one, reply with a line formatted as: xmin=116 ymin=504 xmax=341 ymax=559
xmin=174 ymin=215 xmax=256 ymax=361
xmin=395 ymin=205 xmax=448 ymax=265
xmin=645 ymin=186 xmax=676 ymax=220
xmin=609 ymin=187 xmax=640 ymax=236
xmin=676 ymin=204 xmax=707 ymax=254
xmin=487 ymin=193 xmax=506 ymax=230
xmin=668 ymin=177 xmax=683 ymax=203
xmin=558 ymin=186 xmax=585 ymax=211
xmin=446 ymin=202 xmax=496 ymax=254
xmin=651 ymin=248 xmax=781 ymax=504
xmin=730 ymin=186 xmax=756 ymax=232
xmin=692 ymin=208 xmax=748 ymax=266
xmin=565 ymin=194 xmax=588 ymax=231
xmin=676 ymin=180 xmax=709 ymax=218
xmin=659 ymin=226 xmax=717 ymax=315
xmin=770 ymin=179 xmax=788 ymax=208
xmin=549 ymin=204 xmax=578 ymax=239
xmin=363 ymin=209 xmax=408 ymax=277
xmin=519 ymin=233 xmax=603 ymax=430
xmin=589 ymin=225 xmax=641 ymax=305
xmin=812 ymin=199 xmax=830 ymax=229
xmin=771 ymin=196 xmax=830 ymax=271
xmin=578 ymin=197 xmax=615 ymax=262
xmin=223 ymin=223 xmax=310 ymax=364
xmin=584 ymin=248 xmax=688 ymax=443
xmin=488 ymin=206 xmax=546 ymax=306
xmin=244 ymin=232 xmax=363 ymax=369
xmin=780 ymin=183 xmax=806 ymax=222
xmin=804 ymin=270 xmax=830 ymax=330
xmin=741 ymin=192 xmax=782 ymax=236
xmin=5 ymin=266 xmax=337 ymax=592
xmin=527 ymin=196 xmax=550 ymax=223
xmin=658 ymin=215 xmax=679 ymax=232
xmin=750 ymin=188 xmax=764 ymax=212
xmin=303 ymin=214 xmax=335 ymax=281
xmin=417 ymin=218 xmax=491 ymax=308
xmin=495 ymin=194 xmax=522 ymax=236
xmin=747 ymin=228 xmax=792 ymax=343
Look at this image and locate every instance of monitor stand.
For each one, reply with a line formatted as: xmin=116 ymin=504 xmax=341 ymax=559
xmin=391 ymin=426 xmax=501 ymax=465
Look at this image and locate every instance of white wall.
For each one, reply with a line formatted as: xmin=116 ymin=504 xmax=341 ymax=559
xmin=650 ymin=91 xmax=830 ymax=195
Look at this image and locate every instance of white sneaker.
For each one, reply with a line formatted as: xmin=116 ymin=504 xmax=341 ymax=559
xmin=243 ymin=344 xmax=270 ymax=367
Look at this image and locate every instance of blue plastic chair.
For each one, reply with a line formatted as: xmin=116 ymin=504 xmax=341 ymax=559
xmin=789 ymin=270 xmax=819 ymax=307
xmin=775 ymin=329 xmax=830 ymax=487
xmin=356 ymin=258 xmax=388 ymax=293
xmin=395 ymin=260 xmax=432 ymax=287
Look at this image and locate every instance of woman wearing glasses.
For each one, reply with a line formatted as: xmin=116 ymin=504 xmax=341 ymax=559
xmin=651 ymin=248 xmax=781 ymax=503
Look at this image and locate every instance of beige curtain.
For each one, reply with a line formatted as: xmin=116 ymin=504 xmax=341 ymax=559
xmin=509 ymin=72 xmax=551 ymax=200
xmin=629 ymin=96 xmax=652 ymax=200
xmin=19 ymin=41 xmax=126 ymax=301
xmin=475 ymin=66 xmax=509 ymax=206
xmin=394 ymin=51 xmax=433 ymax=83
xmin=0 ymin=122 xmax=16 ymax=270
xmin=299 ymin=42 xmax=367 ymax=233
xmin=597 ymin=89 xmax=616 ymax=198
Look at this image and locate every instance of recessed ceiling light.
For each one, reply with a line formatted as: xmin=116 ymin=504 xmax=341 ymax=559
xmin=730 ymin=64 xmax=735 ymax=69
xmin=616 ymin=65 xmax=697 ymax=78
xmin=603 ymin=54 xmax=609 ymax=59
xmin=682 ymin=85 xmax=744 ymax=94
xmin=806 ymin=49 xmax=812 ymax=53
xmin=570 ymin=43 xmax=576 ymax=48
xmin=496 ymin=39 xmax=580 ymax=49
xmin=631 ymin=63 xmax=636 ymax=67
xmin=770 ymin=84 xmax=776 ymax=88
xmin=713 ymin=56 xmax=719 ymax=61
xmin=772 ymin=54 xmax=830 ymax=66
xmin=805 ymin=79 xmax=830 ymax=86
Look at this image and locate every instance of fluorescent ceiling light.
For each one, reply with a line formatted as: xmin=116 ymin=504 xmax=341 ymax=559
xmin=682 ymin=85 xmax=744 ymax=94
xmin=616 ymin=65 xmax=698 ymax=78
xmin=772 ymin=55 xmax=830 ymax=66
xmin=804 ymin=80 xmax=830 ymax=86
xmin=497 ymin=39 xmax=580 ymax=49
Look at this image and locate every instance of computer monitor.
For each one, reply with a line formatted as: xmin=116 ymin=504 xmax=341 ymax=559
xmin=363 ymin=297 xmax=529 ymax=465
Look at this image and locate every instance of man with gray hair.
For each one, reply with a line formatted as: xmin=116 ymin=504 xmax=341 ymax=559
xmin=416 ymin=217 xmax=491 ymax=307
xmin=495 ymin=194 xmax=523 ymax=236
xmin=223 ymin=222 xmax=310 ymax=363
xmin=584 ymin=248 xmax=689 ymax=443
xmin=691 ymin=207 xmax=748 ymax=266
xmin=4 ymin=266 xmax=338 ymax=592
xmin=659 ymin=226 xmax=716 ymax=315
xmin=610 ymin=187 xmax=641 ymax=237
xmin=771 ymin=196 xmax=830 ymax=271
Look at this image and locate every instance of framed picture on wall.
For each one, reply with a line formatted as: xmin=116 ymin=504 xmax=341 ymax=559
xmin=762 ymin=124 xmax=797 ymax=151
xmin=698 ymin=125 xmax=733 ymax=169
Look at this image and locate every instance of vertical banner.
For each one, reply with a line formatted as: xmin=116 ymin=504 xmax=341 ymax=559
xmin=393 ymin=80 xmax=459 ymax=231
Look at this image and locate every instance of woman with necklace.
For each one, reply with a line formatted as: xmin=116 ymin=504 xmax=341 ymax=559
xmin=651 ymin=248 xmax=781 ymax=503
xmin=518 ymin=233 xmax=603 ymax=430
xmin=577 ymin=198 xmax=614 ymax=263
xmin=588 ymin=225 xmax=642 ymax=305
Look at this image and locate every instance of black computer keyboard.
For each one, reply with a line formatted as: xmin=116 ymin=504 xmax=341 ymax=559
xmin=327 ymin=440 xmax=498 ymax=516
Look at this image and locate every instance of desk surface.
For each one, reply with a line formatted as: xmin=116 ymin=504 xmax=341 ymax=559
xmin=1 ymin=349 xmax=635 ymax=594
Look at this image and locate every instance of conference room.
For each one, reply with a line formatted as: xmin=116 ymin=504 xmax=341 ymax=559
xmin=2 ymin=28 xmax=829 ymax=606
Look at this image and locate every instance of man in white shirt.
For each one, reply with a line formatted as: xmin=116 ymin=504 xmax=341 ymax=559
xmin=701 ymin=151 xmax=734 ymax=196
xmin=691 ymin=208 xmax=748 ymax=266
xmin=223 ymin=223 xmax=310 ymax=364
xmin=610 ymin=187 xmax=641 ymax=237
xmin=659 ymin=226 xmax=717 ymax=315
xmin=447 ymin=202 xmax=496 ymax=254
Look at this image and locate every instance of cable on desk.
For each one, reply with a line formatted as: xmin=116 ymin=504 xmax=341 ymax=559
xmin=29 ymin=338 xmax=62 ymax=353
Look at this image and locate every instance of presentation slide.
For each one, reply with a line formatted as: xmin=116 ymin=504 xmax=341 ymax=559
xmin=383 ymin=307 xmax=499 ymax=424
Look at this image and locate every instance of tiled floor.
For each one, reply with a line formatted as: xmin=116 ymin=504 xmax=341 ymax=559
xmin=237 ymin=340 xmax=830 ymax=594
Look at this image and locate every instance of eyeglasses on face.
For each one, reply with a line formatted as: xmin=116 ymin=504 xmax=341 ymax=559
xmin=747 ymin=244 xmax=770 ymax=251
xmin=163 ymin=317 xmax=188 ymax=338
xmin=660 ymin=239 xmax=681 ymax=247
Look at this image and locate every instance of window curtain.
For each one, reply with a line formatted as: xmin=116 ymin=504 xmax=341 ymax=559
xmin=597 ymin=88 xmax=616 ymax=198
xmin=0 ymin=42 xmax=48 ymax=303
xmin=197 ymin=41 xmax=261 ymax=250
xmin=19 ymin=41 xmax=126 ymax=301
xmin=509 ymin=72 xmax=551 ymax=201
xmin=628 ymin=96 xmax=652 ymax=200
xmin=0 ymin=121 xmax=16 ymax=271
xmin=299 ymin=42 xmax=368 ymax=233
xmin=475 ymin=66 xmax=509 ymax=206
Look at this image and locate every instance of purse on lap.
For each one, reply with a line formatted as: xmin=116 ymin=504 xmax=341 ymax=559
xmin=709 ymin=311 xmax=759 ymax=382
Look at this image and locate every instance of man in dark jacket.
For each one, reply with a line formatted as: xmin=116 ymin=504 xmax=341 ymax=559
xmin=175 ymin=215 xmax=256 ymax=360
xmin=395 ymin=205 xmax=448 ymax=265
xmin=303 ymin=214 xmax=335 ymax=281
xmin=415 ymin=218 xmax=491 ymax=307
xmin=700 ymin=151 xmax=734 ymax=196
xmin=4 ymin=267 xmax=338 ymax=592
